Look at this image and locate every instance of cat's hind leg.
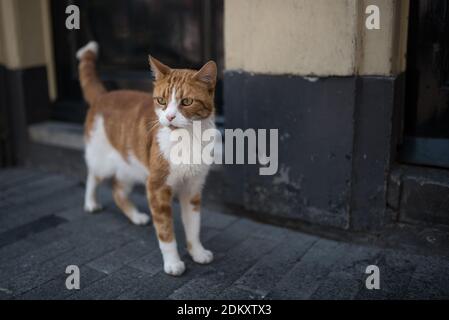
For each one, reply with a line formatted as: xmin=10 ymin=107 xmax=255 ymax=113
xmin=84 ymin=171 xmax=103 ymax=212
xmin=112 ymin=178 xmax=150 ymax=225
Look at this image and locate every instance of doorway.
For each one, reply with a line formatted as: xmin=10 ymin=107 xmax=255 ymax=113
xmin=50 ymin=0 xmax=224 ymax=123
xmin=400 ymin=0 xmax=449 ymax=169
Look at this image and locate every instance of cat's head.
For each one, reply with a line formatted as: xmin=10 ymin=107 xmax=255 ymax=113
xmin=149 ymin=56 xmax=217 ymax=129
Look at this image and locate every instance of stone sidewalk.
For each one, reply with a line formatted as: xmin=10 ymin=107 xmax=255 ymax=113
xmin=1 ymin=168 xmax=449 ymax=299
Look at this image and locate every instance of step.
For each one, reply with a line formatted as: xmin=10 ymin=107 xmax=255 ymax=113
xmin=28 ymin=121 xmax=84 ymax=151
xmin=388 ymin=165 xmax=449 ymax=226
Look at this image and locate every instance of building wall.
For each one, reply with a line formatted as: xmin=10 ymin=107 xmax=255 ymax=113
xmin=0 ymin=3 xmax=5 ymax=66
xmin=0 ymin=0 xmax=46 ymax=69
xmin=225 ymin=0 xmax=357 ymax=76
xmin=225 ymin=0 xmax=408 ymax=76
xmin=223 ymin=0 xmax=409 ymax=231
xmin=0 ymin=0 xmax=54 ymax=164
xmin=0 ymin=0 xmax=55 ymax=100
xmin=357 ymin=0 xmax=409 ymax=75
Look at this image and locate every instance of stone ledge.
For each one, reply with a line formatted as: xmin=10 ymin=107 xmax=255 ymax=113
xmin=389 ymin=165 xmax=449 ymax=226
xmin=28 ymin=121 xmax=84 ymax=151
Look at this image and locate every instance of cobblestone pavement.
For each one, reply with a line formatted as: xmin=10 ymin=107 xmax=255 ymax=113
xmin=1 ymin=168 xmax=449 ymax=300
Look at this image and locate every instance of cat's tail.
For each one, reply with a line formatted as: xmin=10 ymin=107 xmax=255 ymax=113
xmin=76 ymin=41 xmax=106 ymax=106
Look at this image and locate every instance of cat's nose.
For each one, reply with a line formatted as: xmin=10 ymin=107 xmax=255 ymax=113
xmin=166 ymin=114 xmax=176 ymax=121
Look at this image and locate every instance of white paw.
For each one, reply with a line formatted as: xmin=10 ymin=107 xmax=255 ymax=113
xmin=190 ymin=248 xmax=214 ymax=264
xmin=84 ymin=201 xmax=103 ymax=213
xmin=131 ymin=212 xmax=150 ymax=226
xmin=164 ymin=260 xmax=186 ymax=276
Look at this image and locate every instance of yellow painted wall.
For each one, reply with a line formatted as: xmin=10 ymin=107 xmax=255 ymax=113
xmin=1 ymin=0 xmax=409 ymax=101
xmin=0 ymin=0 xmax=56 ymax=100
xmin=0 ymin=2 xmax=5 ymax=66
xmin=357 ymin=0 xmax=409 ymax=75
xmin=0 ymin=0 xmax=46 ymax=69
xmin=225 ymin=0 xmax=409 ymax=76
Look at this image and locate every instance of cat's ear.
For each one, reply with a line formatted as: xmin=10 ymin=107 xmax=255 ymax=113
xmin=148 ymin=55 xmax=171 ymax=80
xmin=193 ymin=61 xmax=217 ymax=88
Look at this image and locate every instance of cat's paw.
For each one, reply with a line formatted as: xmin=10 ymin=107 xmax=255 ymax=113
xmin=84 ymin=201 xmax=103 ymax=213
xmin=164 ymin=260 xmax=186 ymax=276
xmin=190 ymin=248 xmax=214 ymax=264
xmin=131 ymin=212 xmax=151 ymax=226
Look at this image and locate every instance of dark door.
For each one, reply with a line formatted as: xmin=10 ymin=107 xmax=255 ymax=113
xmin=400 ymin=0 xmax=449 ymax=168
xmin=0 ymin=67 xmax=14 ymax=166
xmin=51 ymin=0 xmax=223 ymax=123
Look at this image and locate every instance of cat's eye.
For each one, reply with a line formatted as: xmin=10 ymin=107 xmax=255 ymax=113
xmin=156 ymin=97 xmax=167 ymax=106
xmin=181 ymin=98 xmax=193 ymax=106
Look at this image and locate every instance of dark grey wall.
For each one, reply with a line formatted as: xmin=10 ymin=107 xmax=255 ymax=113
xmin=222 ymin=71 xmax=403 ymax=231
xmin=0 ymin=64 xmax=50 ymax=166
xmin=349 ymin=76 xmax=404 ymax=230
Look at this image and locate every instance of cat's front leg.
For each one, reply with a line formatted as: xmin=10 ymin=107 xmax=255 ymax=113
xmin=146 ymin=180 xmax=185 ymax=276
xmin=179 ymin=188 xmax=214 ymax=265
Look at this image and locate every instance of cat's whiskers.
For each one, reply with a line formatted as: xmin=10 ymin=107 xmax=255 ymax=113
xmin=146 ymin=119 xmax=160 ymax=134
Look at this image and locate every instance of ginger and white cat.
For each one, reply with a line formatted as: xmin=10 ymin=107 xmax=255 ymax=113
xmin=77 ymin=41 xmax=216 ymax=276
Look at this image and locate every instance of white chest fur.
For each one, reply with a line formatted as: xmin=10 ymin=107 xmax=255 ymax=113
xmin=157 ymin=120 xmax=214 ymax=189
